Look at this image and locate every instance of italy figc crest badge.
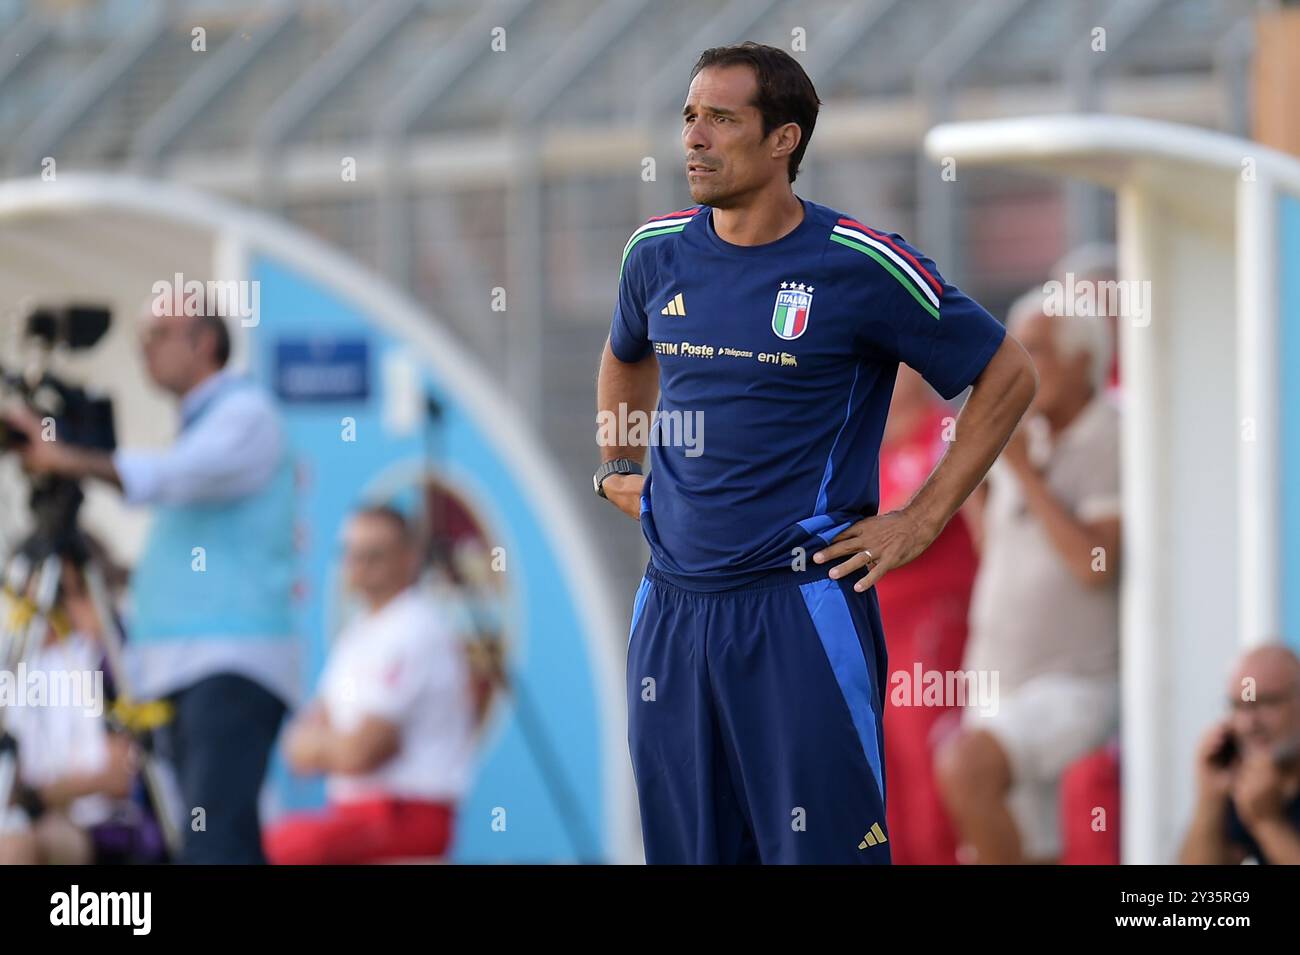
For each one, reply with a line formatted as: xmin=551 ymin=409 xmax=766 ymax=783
xmin=772 ymin=281 xmax=813 ymax=340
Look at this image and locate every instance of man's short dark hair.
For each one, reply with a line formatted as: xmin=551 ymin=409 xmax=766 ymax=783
xmin=690 ymin=42 xmax=821 ymax=184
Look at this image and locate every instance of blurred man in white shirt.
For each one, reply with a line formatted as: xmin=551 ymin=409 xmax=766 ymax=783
xmin=265 ymin=506 xmax=475 ymax=864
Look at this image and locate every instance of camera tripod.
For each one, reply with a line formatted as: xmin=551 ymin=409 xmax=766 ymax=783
xmin=0 ymin=530 xmax=183 ymax=860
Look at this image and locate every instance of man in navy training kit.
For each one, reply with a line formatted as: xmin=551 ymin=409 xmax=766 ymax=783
xmin=594 ymin=42 xmax=1037 ymax=864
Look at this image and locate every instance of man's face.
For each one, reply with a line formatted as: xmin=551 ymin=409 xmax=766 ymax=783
xmin=138 ymin=311 xmax=203 ymax=395
xmin=682 ymin=65 xmax=790 ymax=208
xmin=342 ymin=515 xmax=413 ymax=600
xmin=1228 ymin=662 xmax=1300 ymax=756
xmin=1015 ymin=311 xmax=1090 ymax=417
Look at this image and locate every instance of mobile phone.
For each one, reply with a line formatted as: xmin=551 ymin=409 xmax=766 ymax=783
xmin=1210 ymin=730 xmax=1239 ymax=768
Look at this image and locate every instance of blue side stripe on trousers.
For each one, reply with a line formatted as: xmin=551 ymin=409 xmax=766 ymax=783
xmin=628 ymin=576 xmax=651 ymax=644
xmin=798 ymin=577 xmax=884 ymax=801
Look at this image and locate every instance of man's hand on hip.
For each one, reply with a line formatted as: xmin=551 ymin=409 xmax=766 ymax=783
xmin=602 ymin=473 xmax=645 ymax=521
xmin=812 ymin=508 xmax=938 ymax=593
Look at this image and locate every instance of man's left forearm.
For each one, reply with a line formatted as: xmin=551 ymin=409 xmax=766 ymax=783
xmin=904 ymin=336 xmax=1037 ymax=540
xmin=814 ymin=335 xmax=1035 ymax=589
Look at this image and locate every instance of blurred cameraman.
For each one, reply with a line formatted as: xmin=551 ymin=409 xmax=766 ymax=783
xmin=3 ymin=295 xmax=296 ymax=864
xmin=1180 ymin=645 xmax=1300 ymax=864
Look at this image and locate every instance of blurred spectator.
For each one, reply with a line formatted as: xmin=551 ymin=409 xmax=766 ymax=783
xmin=1051 ymin=244 xmax=1120 ymax=392
xmin=937 ymin=290 xmax=1121 ymax=863
xmin=265 ymin=506 xmax=475 ymax=865
xmin=876 ymin=365 xmax=978 ymax=864
xmin=0 ymin=559 xmax=164 ymax=865
xmin=5 ymin=295 xmax=296 ymax=864
xmin=1180 ymin=645 xmax=1300 ymax=864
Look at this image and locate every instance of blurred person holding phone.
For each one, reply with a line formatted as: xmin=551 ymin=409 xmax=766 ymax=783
xmin=1180 ymin=645 xmax=1300 ymax=865
xmin=264 ymin=506 xmax=475 ymax=865
xmin=2 ymin=294 xmax=296 ymax=864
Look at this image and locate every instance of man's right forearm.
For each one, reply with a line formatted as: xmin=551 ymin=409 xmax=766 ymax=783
xmin=596 ymin=338 xmax=658 ymax=463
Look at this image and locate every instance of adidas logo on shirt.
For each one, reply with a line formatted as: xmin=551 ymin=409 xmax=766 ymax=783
xmin=858 ymin=822 xmax=888 ymax=849
xmin=661 ymin=292 xmax=686 ymax=316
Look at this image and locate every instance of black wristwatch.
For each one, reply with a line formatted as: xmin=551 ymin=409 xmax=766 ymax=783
xmin=593 ymin=458 xmax=643 ymax=499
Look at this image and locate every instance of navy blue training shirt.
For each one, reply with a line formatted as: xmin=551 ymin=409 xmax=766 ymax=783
xmin=609 ymin=197 xmax=1006 ymax=589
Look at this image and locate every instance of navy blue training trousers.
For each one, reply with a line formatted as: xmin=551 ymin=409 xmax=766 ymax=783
xmin=626 ymin=560 xmax=891 ymax=864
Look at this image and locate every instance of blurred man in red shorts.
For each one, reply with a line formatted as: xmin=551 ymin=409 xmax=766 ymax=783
xmin=265 ymin=506 xmax=476 ymax=864
xmin=875 ymin=366 xmax=979 ymax=864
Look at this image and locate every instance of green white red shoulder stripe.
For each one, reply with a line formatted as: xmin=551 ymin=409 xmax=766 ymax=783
xmin=620 ymin=207 xmax=702 ymax=276
xmin=830 ymin=218 xmax=942 ymax=319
